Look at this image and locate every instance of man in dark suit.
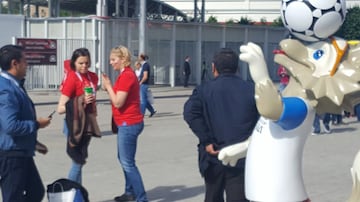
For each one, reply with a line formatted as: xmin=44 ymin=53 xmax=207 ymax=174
xmin=183 ymin=48 xmax=259 ymax=202
xmin=183 ymin=56 xmax=191 ymax=87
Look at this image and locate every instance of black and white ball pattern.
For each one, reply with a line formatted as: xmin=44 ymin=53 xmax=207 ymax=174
xmin=281 ymin=0 xmax=346 ymax=42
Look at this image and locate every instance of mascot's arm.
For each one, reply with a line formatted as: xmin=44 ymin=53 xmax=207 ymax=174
xmin=239 ymin=42 xmax=283 ymax=121
xmin=218 ymin=136 xmax=251 ymax=166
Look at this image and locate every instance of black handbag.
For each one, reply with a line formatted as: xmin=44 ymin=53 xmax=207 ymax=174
xmin=112 ymin=116 xmax=118 ymax=134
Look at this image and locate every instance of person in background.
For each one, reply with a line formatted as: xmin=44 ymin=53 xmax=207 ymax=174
xmin=355 ymin=104 xmax=360 ymax=121
xmin=183 ymin=56 xmax=191 ymax=87
xmin=201 ymin=60 xmax=207 ymax=82
xmin=134 ymin=60 xmax=141 ymax=79
xmin=313 ymin=113 xmax=331 ymax=135
xmin=277 ymin=65 xmax=289 ymax=92
xmin=57 ymin=48 xmax=100 ymax=184
xmin=0 ymin=44 xmax=51 ymax=202
xmin=183 ymin=48 xmax=259 ymax=202
xmin=102 ymin=45 xmax=148 ymax=202
xmin=331 ymin=113 xmax=343 ymax=125
xmin=138 ymin=53 xmax=156 ymax=117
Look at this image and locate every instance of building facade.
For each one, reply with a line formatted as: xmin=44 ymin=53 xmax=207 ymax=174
xmin=161 ymin=0 xmax=360 ymax=22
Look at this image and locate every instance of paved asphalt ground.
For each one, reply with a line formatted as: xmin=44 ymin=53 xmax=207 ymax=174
xmin=5 ymin=86 xmax=360 ymax=201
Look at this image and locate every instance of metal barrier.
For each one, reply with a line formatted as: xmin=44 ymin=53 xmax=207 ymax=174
xmin=24 ymin=17 xmax=286 ymax=89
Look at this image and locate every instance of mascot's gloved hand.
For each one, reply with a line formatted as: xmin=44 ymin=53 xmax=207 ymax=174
xmin=218 ymin=137 xmax=251 ymax=167
xmin=239 ymin=42 xmax=283 ymax=120
xmin=239 ymin=42 xmax=270 ymax=85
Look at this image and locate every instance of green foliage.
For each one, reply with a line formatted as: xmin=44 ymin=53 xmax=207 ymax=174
xmin=207 ymin=15 xmax=218 ymax=23
xmin=59 ymin=10 xmax=87 ymax=17
xmin=238 ymin=16 xmax=253 ymax=25
xmin=226 ymin=19 xmax=236 ymax=25
xmin=335 ymin=6 xmax=360 ymax=40
xmin=271 ymin=16 xmax=284 ymax=27
xmin=0 ymin=7 xmax=9 ymax=14
xmin=0 ymin=2 xmax=20 ymax=14
xmin=259 ymin=17 xmax=267 ymax=25
xmin=60 ymin=10 xmax=72 ymax=17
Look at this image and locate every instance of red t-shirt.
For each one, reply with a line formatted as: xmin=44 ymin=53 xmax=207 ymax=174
xmin=61 ymin=70 xmax=98 ymax=98
xmin=112 ymin=67 xmax=143 ymax=126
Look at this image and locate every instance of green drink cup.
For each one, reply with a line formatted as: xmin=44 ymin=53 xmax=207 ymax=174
xmin=84 ymin=86 xmax=93 ymax=95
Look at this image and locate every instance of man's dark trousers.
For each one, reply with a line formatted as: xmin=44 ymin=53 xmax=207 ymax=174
xmin=204 ymin=163 xmax=249 ymax=202
xmin=184 ymin=74 xmax=190 ymax=87
xmin=0 ymin=156 xmax=44 ymax=202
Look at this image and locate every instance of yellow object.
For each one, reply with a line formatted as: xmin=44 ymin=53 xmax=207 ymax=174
xmin=348 ymin=40 xmax=360 ymax=46
xmin=330 ymin=37 xmax=348 ymax=77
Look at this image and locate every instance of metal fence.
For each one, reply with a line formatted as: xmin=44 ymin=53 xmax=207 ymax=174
xmin=24 ymin=17 xmax=286 ymax=90
xmin=24 ymin=39 xmax=95 ymax=90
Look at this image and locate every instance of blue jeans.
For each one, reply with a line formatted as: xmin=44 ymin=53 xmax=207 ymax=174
xmin=68 ymin=161 xmax=82 ymax=184
xmin=331 ymin=113 xmax=342 ymax=124
xmin=313 ymin=113 xmax=330 ymax=133
xmin=140 ymin=84 xmax=155 ymax=115
xmin=117 ymin=122 xmax=148 ymax=202
xmin=355 ymin=104 xmax=360 ymax=121
xmin=65 ymin=121 xmax=83 ymax=184
xmin=0 ymin=157 xmax=44 ymax=202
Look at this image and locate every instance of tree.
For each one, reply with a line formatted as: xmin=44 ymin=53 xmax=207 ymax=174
xmin=259 ymin=17 xmax=267 ymax=25
xmin=335 ymin=6 xmax=360 ymax=40
xmin=226 ymin=19 xmax=236 ymax=25
xmin=207 ymin=15 xmax=218 ymax=23
xmin=238 ymin=16 xmax=253 ymax=25
xmin=271 ymin=16 xmax=284 ymax=27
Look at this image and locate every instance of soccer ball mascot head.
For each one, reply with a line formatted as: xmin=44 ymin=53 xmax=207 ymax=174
xmin=218 ymin=0 xmax=360 ymax=201
xmin=281 ymin=0 xmax=346 ymax=42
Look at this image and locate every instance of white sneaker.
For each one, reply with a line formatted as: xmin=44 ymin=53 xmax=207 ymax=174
xmin=320 ymin=122 xmax=331 ymax=134
xmin=323 ymin=125 xmax=331 ymax=134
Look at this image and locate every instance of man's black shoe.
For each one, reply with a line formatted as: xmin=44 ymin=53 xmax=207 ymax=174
xmin=114 ymin=194 xmax=135 ymax=202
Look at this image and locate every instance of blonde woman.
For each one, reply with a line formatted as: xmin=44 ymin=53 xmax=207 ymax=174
xmin=102 ymin=46 xmax=148 ymax=202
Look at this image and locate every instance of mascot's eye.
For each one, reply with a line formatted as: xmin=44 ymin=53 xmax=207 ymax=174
xmin=313 ymin=50 xmax=324 ymax=60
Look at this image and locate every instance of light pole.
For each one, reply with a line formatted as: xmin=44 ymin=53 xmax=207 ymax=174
xmin=139 ymin=0 xmax=146 ymax=55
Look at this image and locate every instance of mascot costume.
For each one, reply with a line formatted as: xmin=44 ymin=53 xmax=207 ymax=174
xmin=218 ymin=0 xmax=360 ymax=201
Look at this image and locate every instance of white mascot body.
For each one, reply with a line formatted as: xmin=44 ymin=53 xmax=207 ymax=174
xmin=218 ymin=0 xmax=360 ymax=201
xmin=245 ymin=111 xmax=314 ymax=201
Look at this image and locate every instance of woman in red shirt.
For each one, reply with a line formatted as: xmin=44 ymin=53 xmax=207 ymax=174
xmin=57 ymin=48 xmax=98 ymax=184
xmin=102 ymin=46 xmax=148 ymax=202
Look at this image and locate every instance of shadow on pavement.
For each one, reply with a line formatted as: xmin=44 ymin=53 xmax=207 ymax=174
xmin=330 ymin=127 xmax=357 ymax=134
xmin=147 ymin=112 xmax=181 ymax=118
xmin=147 ymin=185 xmax=204 ymax=202
xmin=99 ymin=185 xmax=204 ymax=202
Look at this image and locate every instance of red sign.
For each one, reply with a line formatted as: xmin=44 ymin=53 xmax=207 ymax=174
xmin=16 ymin=38 xmax=57 ymax=65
